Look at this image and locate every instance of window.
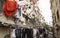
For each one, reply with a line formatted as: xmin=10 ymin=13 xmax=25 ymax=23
xmin=57 ymin=10 xmax=59 ymax=19
xmin=55 ymin=16 xmax=56 ymax=22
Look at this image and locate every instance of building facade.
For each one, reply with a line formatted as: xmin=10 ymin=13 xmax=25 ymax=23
xmin=50 ymin=0 xmax=60 ymax=38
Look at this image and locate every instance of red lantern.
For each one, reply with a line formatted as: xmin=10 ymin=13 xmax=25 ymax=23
xmin=3 ymin=0 xmax=18 ymax=17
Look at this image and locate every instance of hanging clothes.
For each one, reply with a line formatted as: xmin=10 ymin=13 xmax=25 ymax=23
xmin=39 ymin=28 xmax=43 ymax=34
xmin=15 ymin=7 xmax=22 ymax=19
xmin=36 ymin=29 xmax=40 ymax=38
xmin=11 ymin=29 xmax=16 ymax=38
xmin=14 ymin=1 xmax=25 ymax=19
xmin=25 ymin=28 xmax=33 ymax=38
xmin=15 ymin=28 xmax=25 ymax=38
xmin=42 ymin=28 xmax=48 ymax=38
xmin=33 ymin=6 xmax=39 ymax=15
xmin=3 ymin=0 xmax=18 ymax=17
xmin=33 ymin=29 xmax=37 ymax=38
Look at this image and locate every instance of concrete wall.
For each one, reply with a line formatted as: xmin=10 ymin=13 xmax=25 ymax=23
xmin=0 ymin=27 xmax=9 ymax=38
xmin=50 ymin=0 xmax=60 ymax=38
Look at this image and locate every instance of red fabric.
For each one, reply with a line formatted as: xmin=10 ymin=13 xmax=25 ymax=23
xmin=3 ymin=0 xmax=18 ymax=16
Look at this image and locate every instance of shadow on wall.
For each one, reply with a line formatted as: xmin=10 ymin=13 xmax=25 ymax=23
xmin=4 ymin=34 xmax=10 ymax=38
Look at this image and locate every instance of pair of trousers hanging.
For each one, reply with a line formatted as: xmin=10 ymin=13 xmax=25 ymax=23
xmin=15 ymin=8 xmax=22 ymax=19
xmin=15 ymin=28 xmax=25 ymax=38
xmin=25 ymin=28 xmax=33 ymax=38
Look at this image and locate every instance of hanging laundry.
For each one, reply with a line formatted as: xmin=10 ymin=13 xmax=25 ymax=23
xmin=15 ymin=28 xmax=25 ymax=38
xmin=15 ymin=8 xmax=22 ymax=19
xmin=33 ymin=28 xmax=37 ymax=38
xmin=36 ymin=29 xmax=40 ymax=38
xmin=25 ymin=28 xmax=33 ymax=38
xmin=33 ymin=6 xmax=39 ymax=14
xmin=11 ymin=29 xmax=16 ymax=38
xmin=3 ymin=0 xmax=18 ymax=17
xmin=26 ymin=2 xmax=33 ymax=14
xmin=15 ymin=0 xmax=26 ymax=19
